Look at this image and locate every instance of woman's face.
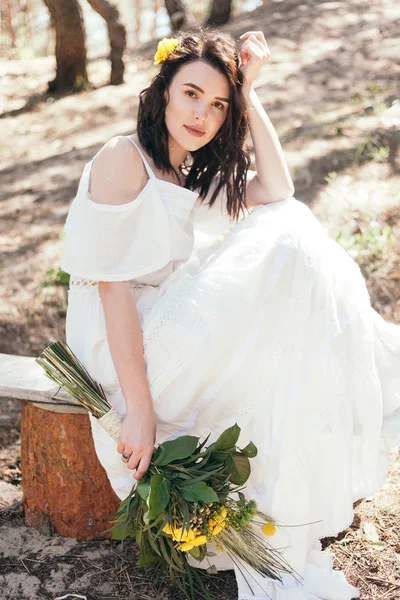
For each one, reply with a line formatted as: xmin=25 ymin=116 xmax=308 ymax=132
xmin=164 ymin=60 xmax=230 ymax=154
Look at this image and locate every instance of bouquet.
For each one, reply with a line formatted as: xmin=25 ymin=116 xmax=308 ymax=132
xmin=37 ymin=342 xmax=301 ymax=599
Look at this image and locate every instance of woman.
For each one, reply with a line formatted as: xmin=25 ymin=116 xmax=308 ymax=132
xmin=61 ymin=28 xmax=400 ymax=600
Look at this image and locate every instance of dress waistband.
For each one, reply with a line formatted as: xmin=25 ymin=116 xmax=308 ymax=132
xmin=69 ymin=277 xmax=152 ymax=290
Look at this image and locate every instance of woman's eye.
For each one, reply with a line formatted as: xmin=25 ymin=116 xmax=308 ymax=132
xmin=185 ymin=90 xmax=225 ymax=110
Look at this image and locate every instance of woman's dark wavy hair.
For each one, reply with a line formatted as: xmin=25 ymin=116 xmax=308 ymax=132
xmin=137 ymin=27 xmax=251 ymax=221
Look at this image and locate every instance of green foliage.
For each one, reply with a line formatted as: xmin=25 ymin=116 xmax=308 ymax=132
xmin=104 ymin=424 xmax=268 ymax=599
xmin=324 ymin=171 xmax=338 ymax=185
xmin=336 ymin=220 xmax=394 ymax=276
xmin=154 ymin=435 xmax=200 ymax=466
xmin=355 ymin=135 xmax=390 ymax=165
xmin=147 ymin=473 xmax=170 ymax=520
xmin=209 ymin=423 xmax=240 ymax=451
xmin=181 ymin=481 xmax=219 ymax=503
xmin=40 ymin=267 xmax=70 ymax=288
xmin=239 ymin=441 xmax=258 ymax=458
xmin=225 ymin=452 xmax=251 ymax=485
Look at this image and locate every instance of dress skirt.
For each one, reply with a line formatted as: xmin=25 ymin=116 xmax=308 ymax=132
xmin=66 ymin=198 xmax=400 ymax=600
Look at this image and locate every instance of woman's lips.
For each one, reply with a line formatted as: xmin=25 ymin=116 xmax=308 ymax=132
xmin=184 ymin=125 xmax=205 ymax=137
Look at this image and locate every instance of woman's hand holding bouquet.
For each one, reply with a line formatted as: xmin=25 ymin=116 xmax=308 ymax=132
xmin=117 ymin=406 xmax=156 ymax=481
xmin=37 ymin=342 xmax=301 ymax=599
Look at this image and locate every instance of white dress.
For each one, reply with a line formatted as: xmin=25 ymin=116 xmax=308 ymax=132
xmin=61 ymin=136 xmax=400 ymax=600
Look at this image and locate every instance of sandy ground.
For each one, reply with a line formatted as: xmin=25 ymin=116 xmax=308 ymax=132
xmin=1 ymin=0 xmax=400 ymax=598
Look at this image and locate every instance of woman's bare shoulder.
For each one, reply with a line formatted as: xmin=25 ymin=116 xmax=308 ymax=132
xmin=89 ymin=136 xmax=149 ymax=206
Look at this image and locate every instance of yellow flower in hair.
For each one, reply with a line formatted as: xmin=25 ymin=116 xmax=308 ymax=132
xmin=154 ymin=37 xmax=180 ymax=65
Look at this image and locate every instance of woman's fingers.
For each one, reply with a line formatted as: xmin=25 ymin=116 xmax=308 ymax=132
xmin=239 ymin=31 xmax=266 ymax=43
xmin=121 ymin=449 xmax=133 ymax=462
xmin=133 ymin=451 xmax=153 ymax=481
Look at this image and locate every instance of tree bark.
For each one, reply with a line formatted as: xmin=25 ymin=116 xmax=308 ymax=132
xmin=4 ymin=0 xmax=17 ymax=50
xmin=85 ymin=0 xmax=126 ymax=85
xmin=42 ymin=0 xmax=89 ymax=92
xmin=206 ymin=0 xmax=232 ymax=26
xmin=21 ymin=0 xmax=33 ymax=45
xmin=164 ymin=0 xmax=187 ymax=31
xmin=21 ymin=401 xmax=120 ymax=539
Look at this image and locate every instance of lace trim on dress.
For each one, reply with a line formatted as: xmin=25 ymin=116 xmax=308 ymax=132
xmin=69 ymin=278 xmax=150 ymax=290
xmin=69 ymin=279 xmax=98 ymax=287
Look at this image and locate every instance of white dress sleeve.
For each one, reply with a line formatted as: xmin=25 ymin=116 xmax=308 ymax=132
xmin=60 ymin=162 xmax=171 ymax=282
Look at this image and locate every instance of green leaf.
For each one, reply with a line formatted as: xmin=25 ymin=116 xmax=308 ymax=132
xmin=110 ymin=520 xmax=135 ymax=541
xmin=197 ymin=432 xmax=211 ymax=452
xmin=239 ymin=441 xmax=258 ymax=458
xmin=135 ymin=528 xmax=143 ymax=547
xmin=206 ymin=564 xmax=218 ymax=575
xmin=147 ymin=473 xmax=170 ymax=520
xmin=181 ymin=498 xmax=190 ymax=534
xmin=155 ymin=435 xmax=200 ymax=466
xmin=136 ymin=479 xmax=151 ymax=500
xmin=180 ymin=465 xmax=224 ymax=486
xmin=137 ymin=549 xmax=160 ymax=568
xmin=181 ymin=481 xmax=219 ymax=503
xmin=212 ymin=424 xmax=241 ymax=451
xmin=188 ymin=545 xmax=202 ymax=560
xmin=225 ymin=452 xmax=251 ymax=485
xmin=208 ymin=451 xmax=230 ymax=463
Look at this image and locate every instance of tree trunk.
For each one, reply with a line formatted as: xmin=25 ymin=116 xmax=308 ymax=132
xmin=4 ymin=0 xmax=17 ymax=50
xmin=42 ymin=0 xmax=89 ymax=92
xmin=151 ymin=0 xmax=160 ymax=39
xmin=21 ymin=0 xmax=33 ymax=45
xmin=206 ymin=0 xmax=232 ymax=26
xmin=133 ymin=0 xmax=143 ymax=41
xmin=86 ymin=0 xmax=126 ymax=85
xmin=164 ymin=0 xmax=187 ymax=32
xmin=21 ymin=401 xmax=120 ymax=539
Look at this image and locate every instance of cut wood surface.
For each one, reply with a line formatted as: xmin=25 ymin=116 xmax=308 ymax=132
xmin=0 ymin=352 xmax=80 ymax=407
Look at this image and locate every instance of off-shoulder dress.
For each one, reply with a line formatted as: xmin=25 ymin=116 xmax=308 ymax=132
xmin=61 ymin=135 xmax=400 ymax=600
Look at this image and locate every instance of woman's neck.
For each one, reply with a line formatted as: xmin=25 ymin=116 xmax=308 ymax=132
xmin=132 ymin=134 xmax=187 ymax=186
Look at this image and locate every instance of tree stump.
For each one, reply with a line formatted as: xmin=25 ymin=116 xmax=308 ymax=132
xmin=21 ymin=400 xmax=120 ymax=539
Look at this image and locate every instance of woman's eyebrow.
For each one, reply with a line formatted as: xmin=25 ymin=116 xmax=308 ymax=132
xmin=183 ymin=82 xmax=230 ymax=103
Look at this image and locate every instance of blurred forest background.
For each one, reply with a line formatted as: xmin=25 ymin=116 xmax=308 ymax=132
xmin=1 ymin=0 xmax=265 ymax=87
xmin=1 ymin=1 xmax=400 ymax=599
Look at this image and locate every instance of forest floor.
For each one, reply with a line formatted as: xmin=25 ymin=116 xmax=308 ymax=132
xmin=1 ymin=0 xmax=400 ymax=598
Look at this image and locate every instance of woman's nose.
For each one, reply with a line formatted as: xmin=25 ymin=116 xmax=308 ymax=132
xmin=194 ymin=104 xmax=207 ymax=121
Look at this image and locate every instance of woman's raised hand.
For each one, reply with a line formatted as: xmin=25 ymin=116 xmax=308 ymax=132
xmin=239 ymin=31 xmax=271 ymax=92
xmin=117 ymin=404 xmax=156 ymax=481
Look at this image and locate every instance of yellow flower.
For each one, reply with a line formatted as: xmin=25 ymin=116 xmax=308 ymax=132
xmin=178 ymin=540 xmax=195 ymax=551
xmin=172 ymin=526 xmax=186 ymax=541
xmin=207 ymin=518 xmax=216 ymax=528
xmin=154 ymin=37 xmax=180 ymax=65
xmin=212 ymin=524 xmax=223 ymax=535
xmin=162 ymin=522 xmax=173 ymax=535
xmin=216 ymin=543 xmax=224 ymax=553
xmin=262 ymin=522 xmax=277 ymax=536
xmin=209 ymin=506 xmax=228 ymax=531
xmin=188 ymin=529 xmax=196 ymax=541
xmin=192 ymin=534 xmax=207 ymax=547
